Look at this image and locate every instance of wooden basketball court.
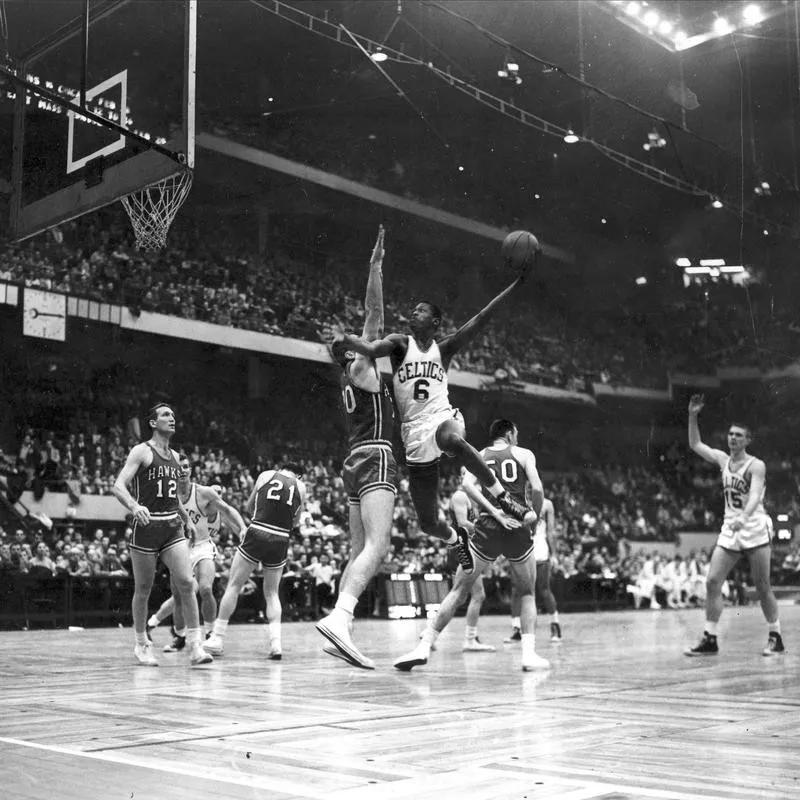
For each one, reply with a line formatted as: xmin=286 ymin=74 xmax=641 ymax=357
xmin=1 ymin=604 xmax=798 ymax=799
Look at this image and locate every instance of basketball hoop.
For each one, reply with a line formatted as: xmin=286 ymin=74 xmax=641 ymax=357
xmin=121 ymin=169 xmax=193 ymax=251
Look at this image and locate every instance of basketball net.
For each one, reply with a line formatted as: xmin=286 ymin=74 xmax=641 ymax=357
xmin=121 ymin=170 xmax=193 ymax=251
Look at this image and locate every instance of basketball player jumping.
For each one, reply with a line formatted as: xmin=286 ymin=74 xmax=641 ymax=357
xmin=112 ymin=403 xmax=212 ymax=667
xmin=205 ymin=463 xmax=305 ymax=660
xmin=332 ymin=258 xmax=540 ymax=575
xmin=684 ymin=394 xmax=785 ymax=656
xmin=148 ymin=460 xmax=247 ymax=651
xmin=395 ymin=419 xmax=550 ymax=672
xmin=318 ymin=226 xmax=398 ymax=670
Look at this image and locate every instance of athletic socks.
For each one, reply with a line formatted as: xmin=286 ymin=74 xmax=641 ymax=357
xmin=705 ymin=621 xmax=719 ymax=636
xmin=212 ymin=619 xmax=229 ymax=637
xmin=420 ymin=626 xmax=439 ymax=649
xmin=267 ymin=621 xmax=281 ymax=644
xmin=769 ymin=620 xmax=781 ymax=634
xmin=511 ymin=616 xmax=521 ymax=630
xmin=464 ymin=625 xmax=478 ymax=641
xmin=203 ymin=622 xmax=214 ymax=636
xmin=134 ymin=631 xmax=149 ymax=647
xmin=186 ymin=628 xmax=202 ymax=647
xmin=335 ymin=591 xmax=358 ymax=616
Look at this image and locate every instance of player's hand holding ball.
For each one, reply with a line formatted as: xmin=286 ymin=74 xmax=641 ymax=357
xmin=501 ymin=230 xmax=540 ymax=280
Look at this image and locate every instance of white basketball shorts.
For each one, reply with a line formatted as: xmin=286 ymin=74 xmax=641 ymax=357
xmin=401 ymin=407 xmax=464 ymax=465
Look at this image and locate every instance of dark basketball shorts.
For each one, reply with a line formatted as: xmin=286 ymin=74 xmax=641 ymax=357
xmin=343 ymin=444 xmax=397 ymax=504
xmin=238 ymin=525 xmax=290 ymax=569
xmin=129 ymin=515 xmax=186 ymax=556
xmin=471 ymin=515 xmax=534 ymax=564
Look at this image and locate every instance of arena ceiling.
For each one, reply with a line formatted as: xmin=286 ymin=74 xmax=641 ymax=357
xmin=3 ymin=1 xmax=799 ymax=283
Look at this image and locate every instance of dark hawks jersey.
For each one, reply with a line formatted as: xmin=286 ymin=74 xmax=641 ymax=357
xmin=480 ymin=443 xmax=527 ymax=506
xmin=340 ymin=365 xmax=394 ymax=450
xmin=133 ymin=443 xmax=182 ymax=522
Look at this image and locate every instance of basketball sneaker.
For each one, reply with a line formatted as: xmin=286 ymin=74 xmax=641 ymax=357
xmin=189 ymin=644 xmax=213 ymax=666
xmin=504 ymin=626 xmax=522 ymax=643
xmin=163 ymin=627 xmax=186 ymax=653
xmin=322 ymin=644 xmax=350 ymax=663
xmin=449 ymin=525 xmax=474 ymax=574
xmin=134 ymin=642 xmax=158 ymax=667
xmin=204 ymin=633 xmax=225 ymax=656
xmin=268 ymin=639 xmax=282 ymax=661
xmin=762 ymin=632 xmax=786 ymax=656
xmin=684 ymin=632 xmax=718 ymax=656
xmin=550 ymin=622 xmax=562 ymax=642
xmin=521 ymin=652 xmax=551 ymax=671
xmin=393 ymin=642 xmax=430 ymax=672
xmin=496 ymin=492 xmax=535 ymax=524
xmin=316 ymin=613 xmax=376 ymax=670
xmin=462 ymin=636 xmax=495 ymax=652
xmin=146 ymin=623 xmax=155 ymax=643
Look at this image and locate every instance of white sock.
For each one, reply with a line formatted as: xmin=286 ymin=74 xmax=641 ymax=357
xmin=486 ymin=481 xmax=503 ymax=498
xmin=552 ymin=611 xmax=559 ymax=623
xmin=213 ymin=619 xmax=229 ymax=637
xmin=203 ymin=621 xmax=214 ymax=635
xmin=335 ymin=591 xmax=358 ymax=616
xmin=176 ymin=627 xmax=187 ymax=638
xmin=420 ymin=626 xmax=439 ymax=647
xmin=147 ymin=614 xmax=160 ymax=628
xmin=464 ymin=625 xmax=478 ymax=641
xmin=268 ymin=621 xmax=281 ymax=645
xmin=521 ymin=632 xmax=536 ymax=654
xmin=769 ymin=620 xmax=781 ymax=634
xmin=511 ymin=617 xmax=521 ymax=629
xmin=705 ymin=621 xmax=718 ymax=636
xmin=186 ymin=628 xmax=201 ymax=647
xmin=444 ymin=529 xmax=457 ymax=545
xmin=134 ymin=632 xmax=148 ymax=647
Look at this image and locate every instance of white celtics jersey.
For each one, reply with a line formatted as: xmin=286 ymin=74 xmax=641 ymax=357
xmin=392 ymin=336 xmax=452 ymax=425
xmin=722 ymin=456 xmax=765 ymax=522
xmin=183 ymin=482 xmax=222 ymax=544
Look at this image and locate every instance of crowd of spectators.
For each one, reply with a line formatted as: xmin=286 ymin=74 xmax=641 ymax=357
xmin=1 ymin=205 xmax=797 ymax=395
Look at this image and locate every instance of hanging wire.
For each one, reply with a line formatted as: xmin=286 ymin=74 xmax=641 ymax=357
xmin=0 ymin=1 xmax=10 ymax=59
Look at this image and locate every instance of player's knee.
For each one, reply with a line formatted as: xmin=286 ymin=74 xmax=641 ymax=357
xmin=705 ymin=575 xmax=723 ymax=594
xmin=173 ymin=573 xmax=195 ymax=596
xmin=198 ymin=582 xmax=214 ymax=601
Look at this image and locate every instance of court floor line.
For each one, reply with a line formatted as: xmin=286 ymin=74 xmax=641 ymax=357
xmin=0 ymin=735 xmax=330 ymax=800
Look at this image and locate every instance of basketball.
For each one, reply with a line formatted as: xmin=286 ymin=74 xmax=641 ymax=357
xmin=501 ymin=230 xmax=540 ymax=271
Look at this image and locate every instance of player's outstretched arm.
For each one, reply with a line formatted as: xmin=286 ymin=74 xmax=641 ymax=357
xmin=202 ymin=487 xmax=248 ymax=539
xmin=439 ymin=275 xmax=525 ymax=362
xmin=362 ymin=225 xmax=385 ymax=342
xmin=335 ymin=330 xmax=405 ymax=360
xmin=461 ymin=468 xmax=519 ymax=529
xmin=687 ymin=394 xmax=727 ymax=468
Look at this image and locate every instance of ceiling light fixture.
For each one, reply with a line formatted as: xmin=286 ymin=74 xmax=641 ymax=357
xmin=713 ymin=17 xmax=733 ymax=35
xmin=371 ymin=49 xmax=388 ymax=62
xmin=742 ymin=4 xmax=764 ymax=26
xmin=625 ymin=1 xmax=641 ymax=17
xmin=643 ymin=10 xmax=659 ymax=29
xmin=675 ymin=257 xmax=691 ymax=267
xmin=563 ymin=128 xmax=579 ymax=144
xmin=711 ymin=197 xmax=723 ymax=209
